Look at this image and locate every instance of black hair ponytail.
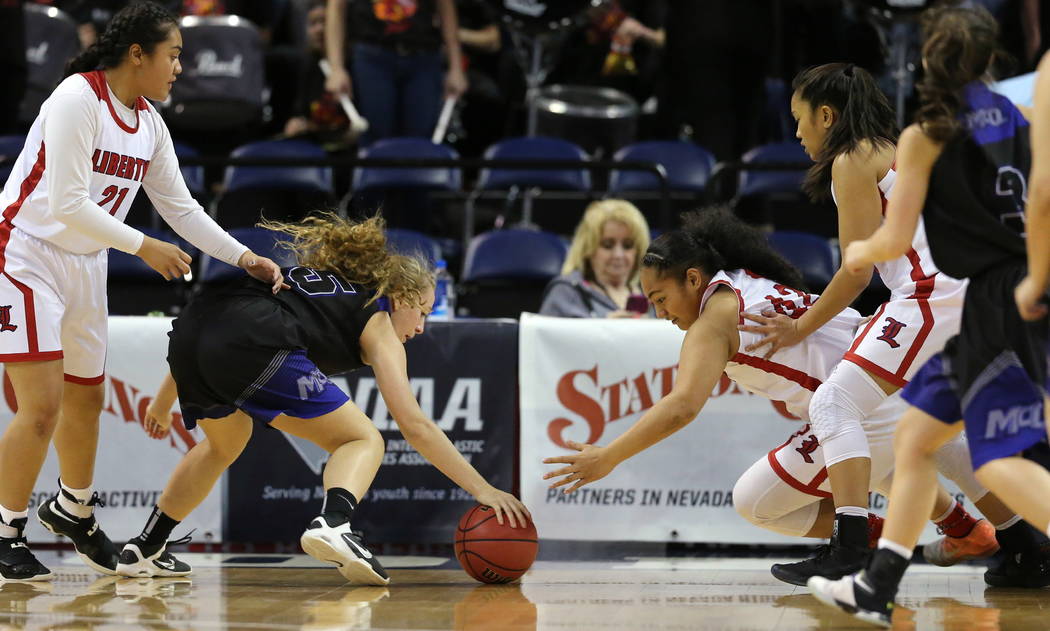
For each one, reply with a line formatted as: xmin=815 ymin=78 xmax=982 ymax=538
xmin=642 ymin=207 xmax=806 ymax=290
xmin=791 ymin=63 xmax=897 ymax=201
xmin=65 ymin=1 xmax=178 ymax=77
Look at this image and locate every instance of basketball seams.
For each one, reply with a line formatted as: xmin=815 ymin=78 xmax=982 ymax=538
xmin=457 ymin=550 xmax=531 ymax=573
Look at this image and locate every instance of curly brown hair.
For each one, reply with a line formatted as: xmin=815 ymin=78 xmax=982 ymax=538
xmin=915 ymin=6 xmax=1000 ymax=143
xmin=260 ymin=213 xmax=435 ymax=308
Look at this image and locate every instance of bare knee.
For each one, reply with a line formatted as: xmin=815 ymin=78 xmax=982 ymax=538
xmin=975 ymin=459 xmax=1009 ymax=489
xmin=893 ymin=417 xmax=937 ymax=459
xmin=324 ymin=423 xmax=383 ymax=455
xmin=16 ymin=400 xmax=62 ymax=440
xmin=205 ymin=425 xmax=253 ymax=466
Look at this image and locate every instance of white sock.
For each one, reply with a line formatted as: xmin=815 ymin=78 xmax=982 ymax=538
xmin=931 ymin=499 xmax=957 ymax=524
xmin=58 ymin=480 xmax=94 ymax=519
xmin=995 ymin=515 xmax=1023 ymax=530
xmin=0 ymin=505 xmax=28 ymax=538
xmin=835 ymin=505 xmax=868 ymax=518
xmin=877 ymin=537 xmax=912 ymax=561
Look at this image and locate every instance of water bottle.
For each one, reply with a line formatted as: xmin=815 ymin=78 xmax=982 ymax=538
xmin=431 ymin=259 xmax=455 ymax=320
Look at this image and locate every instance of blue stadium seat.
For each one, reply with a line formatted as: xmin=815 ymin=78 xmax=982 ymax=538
xmin=223 ymin=139 xmax=332 ymax=194
xmin=462 ymin=229 xmax=567 ymax=282
xmin=608 ymin=141 xmax=715 ymax=194
xmin=0 ymin=136 xmax=27 ymax=189
xmin=386 ymin=228 xmax=442 ymax=263
xmin=352 ymin=138 xmax=461 ymax=192
xmin=174 ymin=141 xmax=206 ymax=196
xmin=476 ymin=136 xmax=591 ymax=192
xmin=216 ymin=139 xmax=334 ymax=226
xmin=737 ymin=142 xmax=810 ymax=197
xmin=199 ymin=226 xmax=296 ymax=283
xmin=767 ymin=231 xmax=836 ymax=291
xmin=458 ymin=229 xmax=569 ymax=318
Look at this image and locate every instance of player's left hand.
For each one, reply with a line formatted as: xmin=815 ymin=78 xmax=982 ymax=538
xmin=474 ymin=486 xmax=532 ymax=528
xmin=543 ymin=441 xmax=615 ymax=493
xmin=739 ymin=310 xmax=803 ymax=359
xmin=239 ymin=252 xmax=290 ymax=294
xmin=1015 ymin=275 xmax=1049 ymax=321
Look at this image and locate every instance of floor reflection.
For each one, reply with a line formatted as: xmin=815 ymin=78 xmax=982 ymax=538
xmin=0 ymin=557 xmax=1041 ymax=631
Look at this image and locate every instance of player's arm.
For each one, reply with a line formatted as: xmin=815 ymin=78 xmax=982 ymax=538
xmin=739 ymin=150 xmax=882 ymax=359
xmin=844 ymin=124 xmax=942 ymax=272
xmin=144 ymin=120 xmax=287 ymax=292
xmin=360 ymin=312 xmax=531 ymax=526
xmin=144 ymin=372 xmax=178 ymax=439
xmin=1017 ymin=51 xmax=1050 ymax=321
xmin=323 ymin=0 xmax=351 ymax=96
xmin=543 ymin=288 xmax=740 ymax=493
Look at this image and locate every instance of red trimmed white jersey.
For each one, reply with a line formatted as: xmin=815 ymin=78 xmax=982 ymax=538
xmin=0 ymin=70 xmax=156 ymax=254
xmin=832 ymin=168 xmax=968 ymax=387
xmin=833 ymin=168 xmax=967 ymax=302
xmin=699 ymin=269 xmax=862 ymax=420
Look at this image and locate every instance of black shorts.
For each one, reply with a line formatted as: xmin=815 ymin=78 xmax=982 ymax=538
xmin=902 ymin=264 xmax=1048 ymax=468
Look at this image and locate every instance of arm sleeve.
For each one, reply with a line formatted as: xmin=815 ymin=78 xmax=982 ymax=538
xmin=143 ymin=118 xmax=249 ymax=267
xmin=538 ymin=279 xmax=591 ymax=317
xmin=43 ymin=92 xmax=145 ymax=253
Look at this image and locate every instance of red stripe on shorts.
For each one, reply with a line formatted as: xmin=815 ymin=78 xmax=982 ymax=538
xmin=730 ymin=352 xmax=823 ymax=392
xmin=766 ymin=424 xmax=832 ymax=499
xmin=2 ymin=272 xmax=39 ymax=353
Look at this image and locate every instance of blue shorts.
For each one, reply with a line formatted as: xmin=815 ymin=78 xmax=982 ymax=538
xmin=904 ymin=351 xmax=1046 ymax=470
xmin=180 ymin=349 xmax=349 ymax=428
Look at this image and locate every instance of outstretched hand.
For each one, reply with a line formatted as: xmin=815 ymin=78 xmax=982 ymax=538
xmin=542 ymin=441 xmax=615 ymax=494
xmin=239 ymin=252 xmax=290 ymax=294
xmin=737 ymin=310 xmax=803 ymax=359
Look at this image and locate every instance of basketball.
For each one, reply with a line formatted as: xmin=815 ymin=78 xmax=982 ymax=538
xmin=454 ymin=505 xmax=538 ymax=584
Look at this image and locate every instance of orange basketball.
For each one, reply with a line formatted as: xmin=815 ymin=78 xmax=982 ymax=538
xmin=454 ymin=504 xmax=538 ymax=584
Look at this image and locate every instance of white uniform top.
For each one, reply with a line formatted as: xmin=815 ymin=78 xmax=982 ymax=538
xmin=831 ymin=167 xmax=965 ymax=301
xmin=0 ymin=70 xmax=246 ymax=264
xmin=700 ymin=269 xmax=862 ymax=421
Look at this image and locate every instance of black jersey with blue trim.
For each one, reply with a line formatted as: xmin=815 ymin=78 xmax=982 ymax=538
xmin=174 ymin=266 xmax=380 ymax=377
xmin=922 ymin=82 xmax=1031 ymax=280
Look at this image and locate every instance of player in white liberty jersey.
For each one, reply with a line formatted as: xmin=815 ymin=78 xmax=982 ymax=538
xmin=736 ymin=63 xmax=991 ymax=586
xmin=0 ymin=2 xmax=284 ymax=581
xmin=542 ymin=209 xmax=1034 ymax=565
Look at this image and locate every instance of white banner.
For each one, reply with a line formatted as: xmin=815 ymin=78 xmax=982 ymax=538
xmin=0 ymin=316 xmax=223 ymax=542
xmin=519 ymin=313 xmax=971 ymax=544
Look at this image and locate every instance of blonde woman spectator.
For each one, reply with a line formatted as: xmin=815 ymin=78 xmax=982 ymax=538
xmin=540 ymin=200 xmax=650 ymax=318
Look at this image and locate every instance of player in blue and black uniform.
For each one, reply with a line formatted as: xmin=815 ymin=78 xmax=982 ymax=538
xmin=809 ymin=6 xmax=1050 ymax=626
xmin=114 ymin=214 xmax=530 ymax=585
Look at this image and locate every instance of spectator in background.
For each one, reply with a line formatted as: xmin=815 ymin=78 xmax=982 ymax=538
xmin=547 ymin=1 xmax=666 ymax=107
xmin=283 ymin=0 xmax=352 ymax=148
xmin=324 ymin=0 xmax=468 ymax=146
xmin=450 ymin=0 xmax=505 ymax=154
xmin=540 ymin=200 xmax=651 ymax=318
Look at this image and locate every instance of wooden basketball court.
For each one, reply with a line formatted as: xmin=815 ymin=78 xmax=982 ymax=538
xmin=0 ymin=552 xmax=1044 ymax=630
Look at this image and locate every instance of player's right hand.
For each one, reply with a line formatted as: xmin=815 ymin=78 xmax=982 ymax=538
xmin=474 ymin=487 xmax=531 ymax=529
xmin=143 ymin=399 xmax=173 ymax=439
xmin=136 ymin=236 xmax=192 ymax=280
xmin=326 ymin=66 xmax=352 ymax=98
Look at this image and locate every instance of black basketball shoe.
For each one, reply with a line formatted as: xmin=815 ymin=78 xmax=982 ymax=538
xmin=300 ymin=515 xmax=389 ymax=585
xmin=37 ymin=492 xmax=118 ymax=575
xmin=984 ymin=544 xmax=1050 ymax=588
xmin=116 ymin=535 xmax=192 ymax=578
xmin=770 ymin=542 xmax=870 ymax=587
xmin=0 ymin=518 xmax=52 ymax=582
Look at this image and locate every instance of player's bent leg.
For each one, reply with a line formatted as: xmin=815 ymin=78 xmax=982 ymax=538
xmin=39 ymin=381 xmax=119 ymax=575
xmin=0 ymin=360 xmax=64 ymax=582
xmin=732 ymin=457 xmax=826 ymax=538
xmin=118 ymin=411 xmax=253 ymax=578
xmin=976 ymin=457 xmax=1050 ymax=540
xmin=272 ymin=402 xmax=389 ymax=586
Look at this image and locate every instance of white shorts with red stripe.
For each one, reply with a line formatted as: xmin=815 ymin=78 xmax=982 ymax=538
xmin=0 ymin=227 xmax=107 ymax=383
xmin=731 ymin=396 xmax=902 ymax=537
xmin=843 ymin=279 xmax=967 ymax=389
